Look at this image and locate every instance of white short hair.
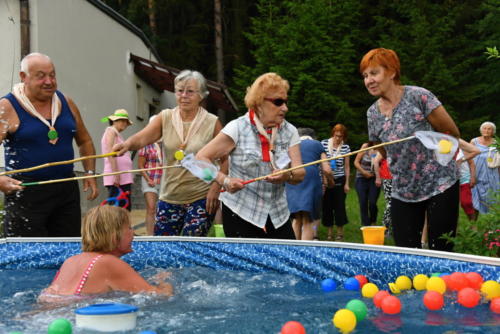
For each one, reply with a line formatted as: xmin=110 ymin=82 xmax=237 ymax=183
xmin=174 ymin=70 xmax=209 ymax=99
xmin=20 ymin=52 xmax=52 ymax=74
xmin=480 ymin=121 xmax=496 ymax=134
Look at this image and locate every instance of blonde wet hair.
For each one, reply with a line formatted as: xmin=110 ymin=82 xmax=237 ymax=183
xmin=244 ymin=72 xmax=290 ymax=111
xmin=81 ymin=205 xmax=130 ymax=252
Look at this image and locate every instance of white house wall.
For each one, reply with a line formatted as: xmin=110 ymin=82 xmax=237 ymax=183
xmin=0 ymin=0 xmax=176 ymax=173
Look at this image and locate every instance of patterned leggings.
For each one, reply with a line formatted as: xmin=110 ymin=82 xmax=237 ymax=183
xmin=154 ymin=198 xmax=214 ymax=236
xmin=382 ymin=179 xmax=393 ymax=233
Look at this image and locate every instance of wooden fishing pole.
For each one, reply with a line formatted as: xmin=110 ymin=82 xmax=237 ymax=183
xmin=21 ymin=165 xmax=182 ymax=186
xmin=0 ymin=152 xmax=118 ymax=176
xmin=231 ymin=135 xmax=416 ymax=188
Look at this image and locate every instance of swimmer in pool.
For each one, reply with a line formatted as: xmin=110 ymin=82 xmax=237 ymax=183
xmin=38 ymin=205 xmax=173 ymax=303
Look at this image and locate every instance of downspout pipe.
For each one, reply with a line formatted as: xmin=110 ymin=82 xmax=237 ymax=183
xmin=20 ymin=0 xmax=30 ymax=58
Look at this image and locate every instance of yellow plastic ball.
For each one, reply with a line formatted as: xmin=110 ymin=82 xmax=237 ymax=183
xmin=426 ymin=276 xmax=447 ymax=294
xmin=481 ymin=280 xmax=500 ymax=300
xmin=174 ymin=150 xmax=185 ymax=161
xmin=413 ymin=274 xmax=429 ymax=291
xmin=388 ymin=283 xmax=400 ymax=294
xmin=332 ymin=309 xmax=357 ymax=334
xmin=438 ymin=139 xmax=452 ymax=154
xmin=395 ymin=275 xmax=412 ymax=291
xmin=361 ymin=282 xmax=379 ymax=298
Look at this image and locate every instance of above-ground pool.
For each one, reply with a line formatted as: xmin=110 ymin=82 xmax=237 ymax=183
xmin=0 ymin=237 xmax=499 ymax=333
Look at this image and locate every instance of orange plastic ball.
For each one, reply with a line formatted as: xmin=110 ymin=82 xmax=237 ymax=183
xmin=457 ymin=287 xmax=480 ymax=308
xmin=373 ymin=290 xmax=391 ymax=308
xmin=490 ymin=297 xmax=500 ymax=314
xmin=465 ymin=272 xmax=484 ymax=290
xmin=449 ymin=272 xmax=469 ymax=291
xmin=423 ymin=290 xmax=444 ymax=311
xmin=381 ymin=295 xmax=402 ymax=315
xmin=281 ymin=321 xmax=306 ymax=334
xmin=355 ymin=275 xmax=368 ymax=288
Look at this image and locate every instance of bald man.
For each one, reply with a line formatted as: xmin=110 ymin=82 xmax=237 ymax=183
xmin=0 ymin=52 xmax=98 ymax=237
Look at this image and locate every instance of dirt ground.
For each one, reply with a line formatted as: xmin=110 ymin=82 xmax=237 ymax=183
xmin=130 ymin=209 xmax=147 ymax=236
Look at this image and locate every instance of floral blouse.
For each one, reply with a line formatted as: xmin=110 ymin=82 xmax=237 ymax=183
xmin=367 ymin=85 xmax=458 ymax=202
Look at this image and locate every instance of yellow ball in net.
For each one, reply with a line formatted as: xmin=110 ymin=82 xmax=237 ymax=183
xmin=437 ymin=139 xmax=452 ymax=154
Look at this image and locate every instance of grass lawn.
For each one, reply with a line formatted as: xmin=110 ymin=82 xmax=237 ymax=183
xmin=210 ymin=182 xmax=472 ymax=247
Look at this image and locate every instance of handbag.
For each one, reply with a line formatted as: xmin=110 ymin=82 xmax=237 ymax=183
xmin=486 ymin=147 xmax=500 ymax=168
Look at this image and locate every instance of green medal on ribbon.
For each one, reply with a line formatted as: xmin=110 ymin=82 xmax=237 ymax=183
xmin=48 ymin=127 xmax=58 ymax=140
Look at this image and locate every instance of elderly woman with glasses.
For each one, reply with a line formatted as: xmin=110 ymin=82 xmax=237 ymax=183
xmin=114 ymin=70 xmax=226 ymax=237
xmin=196 ymin=72 xmax=305 ymax=239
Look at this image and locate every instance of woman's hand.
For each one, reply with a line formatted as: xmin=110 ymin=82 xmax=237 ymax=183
xmin=362 ymin=171 xmax=375 ymax=179
xmin=223 ymin=177 xmax=245 ymax=193
xmin=0 ymin=176 xmax=23 ymax=194
xmin=112 ymin=142 xmax=129 ymax=156
xmin=344 ymin=183 xmax=350 ymax=193
xmin=265 ymin=169 xmax=289 ymax=184
xmin=206 ymin=182 xmax=221 ymax=214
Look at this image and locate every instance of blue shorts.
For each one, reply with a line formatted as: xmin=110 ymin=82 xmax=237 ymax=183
xmin=154 ymin=198 xmax=214 ymax=236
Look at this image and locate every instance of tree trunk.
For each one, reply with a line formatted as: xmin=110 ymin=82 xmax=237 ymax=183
xmin=214 ymin=0 xmax=225 ymax=122
xmin=147 ymin=0 xmax=157 ymax=35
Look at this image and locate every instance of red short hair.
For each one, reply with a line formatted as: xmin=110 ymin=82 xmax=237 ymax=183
xmin=360 ymin=48 xmax=401 ymax=84
xmin=331 ymin=124 xmax=348 ymax=141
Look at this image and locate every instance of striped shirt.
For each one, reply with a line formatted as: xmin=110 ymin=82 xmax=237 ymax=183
xmin=321 ymin=140 xmax=350 ymax=178
xmin=138 ymin=144 xmax=163 ymax=184
xmin=220 ymin=113 xmax=300 ymax=229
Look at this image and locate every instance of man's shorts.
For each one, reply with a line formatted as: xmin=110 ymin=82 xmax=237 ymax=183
xmin=459 ymin=183 xmax=475 ymax=216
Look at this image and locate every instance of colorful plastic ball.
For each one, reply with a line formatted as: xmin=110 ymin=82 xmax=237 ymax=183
xmin=448 ymin=272 xmax=469 ymax=291
xmin=381 ymin=295 xmax=402 ymax=315
xmin=438 ymin=139 xmax=452 ymax=154
xmin=344 ymin=277 xmax=360 ymax=291
xmin=457 ymin=287 xmax=480 ymax=308
xmin=202 ymin=168 xmax=214 ymax=181
xmin=395 ymin=275 xmax=412 ymax=291
xmin=413 ymin=274 xmax=429 ymax=291
xmin=440 ymin=275 xmax=451 ymax=290
xmin=373 ymin=290 xmax=391 ymax=308
xmin=8 ymin=332 xmax=23 ymax=334
xmin=280 ymin=321 xmax=306 ymax=334
xmin=388 ymin=282 xmax=401 ymax=294
xmin=47 ymin=318 xmax=72 ymax=334
xmin=480 ymin=280 xmax=500 ymax=300
xmin=321 ymin=278 xmax=337 ymax=292
xmin=431 ymin=273 xmax=442 ymax=277
xmin=426 ymin=277 xmax=447 ymax=294
xmin=346 ymin=299 xmax=368 ymax=322
xmin=361 ymin=283 xmax=379 ymax=298
xmin=490 ymin=297 xmax=500 ymax=314
xmin=332 ymin=309 xmax=357 ymax=333
xmin=354 ymin=275 xmax=368 ymax=288
xmin=465 ymin=272 xmax=484 ymax=290
xmin=423 ymin=290 xmax=444 ymax=311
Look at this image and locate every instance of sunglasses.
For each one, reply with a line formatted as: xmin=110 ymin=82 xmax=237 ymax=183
xmin=264 ymin=97 xmax=288 ymax=107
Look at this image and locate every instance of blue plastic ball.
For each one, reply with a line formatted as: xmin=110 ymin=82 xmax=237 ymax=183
xmin=321 ymin=278 xmax=337 ymax=292
xmin=344 ymin=277 xmax=360 ymax=291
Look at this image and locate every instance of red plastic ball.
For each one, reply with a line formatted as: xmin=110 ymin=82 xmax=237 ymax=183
xmin=465 ymin=272 xmax=484 ymax=290
xmin=355 ymin=275 xmax=368 ymax=288
xmin=423 ymin=290 xmax=444 ymax=311
xmin=281 ymin=321 xmax=306 ymax=334
xmin=490 ymin=297 xmax=500 ymax=314
xmin=381 ymin=295 xmax=402 ymax=314
xmin=457 ymin=287 xmax=480 ymax=308
xmin=440 ymin=275 xmax=451 ymax=290
xmin=449 ymin=272 xmax=469 ymax=291
xmin=373 ymin=290 xmax=391 ymax=308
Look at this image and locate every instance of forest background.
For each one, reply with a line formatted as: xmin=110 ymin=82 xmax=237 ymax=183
xmin=104 ymin=0 xmax=499 ymax=148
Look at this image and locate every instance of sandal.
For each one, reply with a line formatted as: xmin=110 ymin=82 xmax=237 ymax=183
xmin=335 ymin=235 xmax=344 ymax=241
xmin=327 ymin=235 xmax=333 ymax=241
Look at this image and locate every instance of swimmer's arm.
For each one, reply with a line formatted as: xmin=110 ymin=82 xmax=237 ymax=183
xmin=106 ymin=259 xmax=173 ymax=296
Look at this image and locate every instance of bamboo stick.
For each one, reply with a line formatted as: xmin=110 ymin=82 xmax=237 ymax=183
xmin=0 ymin=152 xmax=118 ymax=176
xmin=21 ymin=164 xmax=182 ymax=186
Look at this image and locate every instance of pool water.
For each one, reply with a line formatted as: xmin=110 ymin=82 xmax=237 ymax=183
xmin=1 ymin=267 xmax=499 ymax=333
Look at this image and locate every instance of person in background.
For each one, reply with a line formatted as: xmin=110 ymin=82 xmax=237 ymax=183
xmin=138 ymin=115 xmax=163 ymax=235
xmin=286 ymin=128 xmax=333 ymax=240
xmin=0 ymin=52 xmax=98 ymax=237
xmin=196 ymin=72 xmax=305 ymax=239
xmin=101 ymin=109 xmax=134 ymax=211
xmin=39 ymin=205 xmax=173 ymax=303
xmin=321 ymin=124 xmax=351 ymax=241
xmin=354 ymin=142 xmax=381 ymax=227
xmin=361 ymin=47 xmax=460 ymax=251
xmin=470 ymin=121 xmax=499 ymax=215
xmin=456 ymin=139 xmax=481 ymax=221
xmin=373 ymin=151 xmax=393 ymax=235
xmin=113 ymin=70 xmax=225 ymax=236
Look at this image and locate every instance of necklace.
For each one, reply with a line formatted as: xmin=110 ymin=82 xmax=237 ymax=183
xmin=171 ymin=107 xmax=207 ymax=161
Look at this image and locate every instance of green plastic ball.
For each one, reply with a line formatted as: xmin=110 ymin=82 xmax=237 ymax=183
xmin=346 ymin=299 xmax=368 ymax=322
xmin=47 ymin=318 xmax=72 ymax=334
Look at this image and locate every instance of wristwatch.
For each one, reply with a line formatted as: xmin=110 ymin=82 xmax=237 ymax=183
xmin=85 ymin=170 xmax=95 ymax=175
